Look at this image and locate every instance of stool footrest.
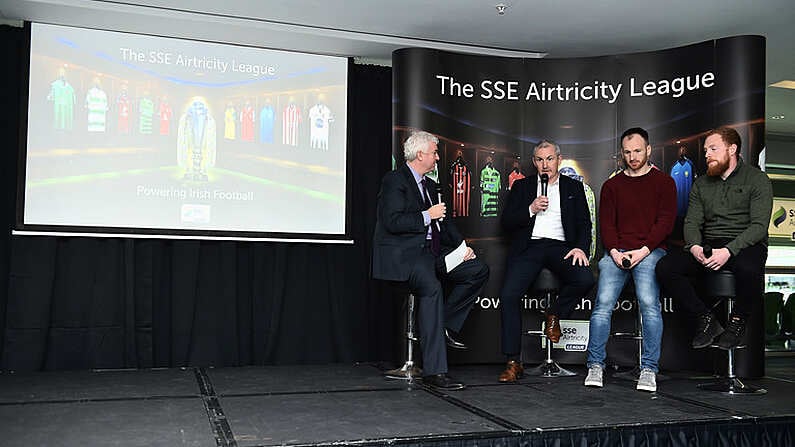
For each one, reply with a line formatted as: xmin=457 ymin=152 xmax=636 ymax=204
xmin=384 ymin=362 xmax=422 ymax=380
xmin=698 ymin=377 xmax=767 ymax=395
xmin=526 ymin=360 xmax=577 ymax=377
xmin=707 ymin=343 xmax=747 ymax=349
xmin=611 ymin=332 xmax=643 ymax=339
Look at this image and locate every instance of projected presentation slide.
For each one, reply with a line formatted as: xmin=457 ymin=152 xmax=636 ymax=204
xmin=23 ymin=23 xmax=348 ymax=236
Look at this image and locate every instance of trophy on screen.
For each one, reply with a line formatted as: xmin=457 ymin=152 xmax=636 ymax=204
xmin=177 ymin=97 xmax=217 ymax=182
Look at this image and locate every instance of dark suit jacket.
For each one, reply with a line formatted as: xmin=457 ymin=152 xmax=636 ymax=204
xmin=372 ymin=163 xmax=464 ymax=282
xmin=501 ymin=174 xmax=591 ymax=258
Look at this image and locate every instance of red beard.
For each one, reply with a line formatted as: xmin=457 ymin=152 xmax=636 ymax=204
xmin=706 ymin=157 xmax=729 ymax=176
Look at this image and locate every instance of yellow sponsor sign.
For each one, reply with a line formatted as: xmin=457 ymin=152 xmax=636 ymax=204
xmin=769 ymin=198 xmax=795 ymax=239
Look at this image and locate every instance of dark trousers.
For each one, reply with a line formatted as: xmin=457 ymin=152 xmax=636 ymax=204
xmin=499 ymin=239 xmax=595 ymax=357
xmin=655 ymin=242 xmax=767 ymax=318
xmin=407 ymin=247 xmax=489 ymax=376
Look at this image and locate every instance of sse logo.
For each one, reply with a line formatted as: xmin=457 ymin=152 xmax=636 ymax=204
xmin=773 ymin=206 xmax=786 ymax=228
xmin=562 ymin=327 xmax=577 ymax=335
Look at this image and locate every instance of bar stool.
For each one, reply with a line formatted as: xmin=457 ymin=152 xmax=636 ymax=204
xmin=384 ymin=292 xmax=422 ymax=381
xmin=524 ymin=268 xmax=576 ymax=377
xmin=697 ymin=270 xmax=766 ymax=395
xmin=611 ymin=282 xmax=644 ymax=381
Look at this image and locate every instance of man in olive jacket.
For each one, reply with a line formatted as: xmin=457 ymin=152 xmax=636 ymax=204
xmin=656 ymin=126 xmax=773 ymax=350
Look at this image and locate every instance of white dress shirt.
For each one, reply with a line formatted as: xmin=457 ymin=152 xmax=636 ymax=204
xmin=531 ymin=175 xmax=565 ymax=241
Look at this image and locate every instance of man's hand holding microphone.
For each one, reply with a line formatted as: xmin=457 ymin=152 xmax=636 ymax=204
xmin=530 ymin=173 xmax=549 ymax=214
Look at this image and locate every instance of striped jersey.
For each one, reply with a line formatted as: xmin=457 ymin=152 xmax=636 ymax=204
xmin=282 ymin=104 xmax=301 ymax=146
xmin=85 ymin=87 xmax=108 ymax=132
xmin=450 ymin=161 xmax=471 ymax=217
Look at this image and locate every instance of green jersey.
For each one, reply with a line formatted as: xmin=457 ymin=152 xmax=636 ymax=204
xmin=480 ymin=165 xmax=501 ymax=217
xmin=49 ymin=79 xmax=75 ymax=130
xmin=139 ymin=98 xmax=154 ymax=134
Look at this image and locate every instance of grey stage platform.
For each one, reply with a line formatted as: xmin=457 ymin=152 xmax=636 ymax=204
xmin=0 ymin=359 xmax=793 ymax=446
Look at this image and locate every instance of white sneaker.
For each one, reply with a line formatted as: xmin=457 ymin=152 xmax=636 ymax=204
xmin=637 ymin=368 xmax=657 ymax=392
xmin=584 ymin=365 xmax=603 ymax=387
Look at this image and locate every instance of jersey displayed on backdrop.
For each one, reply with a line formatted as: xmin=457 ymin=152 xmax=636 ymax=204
xmin=85 ymin=86 xmax=108 ymax=132
xmin=224 ymin=105 xmax=237 ymax=140
xmin=670 ymin=158 xmax=695 ymax=217
xmin=49 ymin=75 xmax=75 ymax=130
xmin=560 ymin=166 xmax=597 ymax=261
xmin=138 ymin=97 xmax=154 ymax=134
xmin=309 ymin=103 xmax=332 ymax=150
xmin=240 ymin=104 xmax=255 ymax=142
xmin=507 ymin=168 xmax=525 ymax=190
xmin=158 ymin=99 xmax=172 ymax=136
xmin=479 ymin=163 xmax=500 ymax=217
xmin=282 ymin=104 xmax=301 ymax=146
xmin=116 ymin=91 xmax=131 ymax=135
xmin=450 ymin=158 xmax=471 ymax=217
xmin=259 ymin=104 xmax=275 ymax=143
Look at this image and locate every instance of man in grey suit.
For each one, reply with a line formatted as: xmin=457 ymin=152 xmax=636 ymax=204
xmin=373 ymin=131 xmax=489 ymax=390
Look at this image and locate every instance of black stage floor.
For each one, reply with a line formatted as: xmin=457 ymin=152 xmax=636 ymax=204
xmin=1 ymin=358 xmax=794 ymax=447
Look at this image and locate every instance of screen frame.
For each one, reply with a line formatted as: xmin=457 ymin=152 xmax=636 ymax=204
xmin=15 ymin=21 xmax=354 ymax=243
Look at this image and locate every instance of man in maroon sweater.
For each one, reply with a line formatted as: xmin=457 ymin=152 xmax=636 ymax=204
xmin=584 ymin=127 xmax=676 ymax=392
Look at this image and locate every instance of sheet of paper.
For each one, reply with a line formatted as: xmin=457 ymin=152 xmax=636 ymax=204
xmin=444 ymin=240 xmax=467 ymax=273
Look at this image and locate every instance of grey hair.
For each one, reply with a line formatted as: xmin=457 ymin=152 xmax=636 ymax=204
xmin=404 ymin=131 xmax=439 ymax=161
xmin=534 ymin=139 xmax=561 ymax=156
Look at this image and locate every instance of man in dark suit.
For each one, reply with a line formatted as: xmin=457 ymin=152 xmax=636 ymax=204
xmin=373 ymin=131 xmax=489 ymax=390
xmin=497 ymin=139 xmax=594 ymax=382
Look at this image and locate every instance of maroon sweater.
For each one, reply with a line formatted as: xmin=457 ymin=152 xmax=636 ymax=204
xmin=599 ymin=168 xmax=677 ymax=252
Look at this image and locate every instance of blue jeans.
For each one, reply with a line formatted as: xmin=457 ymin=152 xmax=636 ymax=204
xmin=586 ymin=248 xmax=665 ymax=373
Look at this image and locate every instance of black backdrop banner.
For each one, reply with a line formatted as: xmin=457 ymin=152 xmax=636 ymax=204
xmin=0 ymin=24 xmax=401 ymax=372
xmin=392 ymin=36 xmax=766 ymax=375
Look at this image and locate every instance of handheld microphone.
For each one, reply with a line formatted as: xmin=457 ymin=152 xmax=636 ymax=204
xmin=622 ymin=256 xmax=632 ymax=269
xmin=540 ymin=173 xmax=549 ymax=196
xmin=703 ymin=245 xmax=713 ymax=259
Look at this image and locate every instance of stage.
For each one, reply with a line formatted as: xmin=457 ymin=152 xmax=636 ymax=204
xmin=0 ymin=358 xmax=793 ymax=447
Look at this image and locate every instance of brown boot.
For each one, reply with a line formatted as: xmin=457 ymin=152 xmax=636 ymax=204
xmin=498 ymin=360 xmax=524 ymax=383
xmin=545 ymin=314 xmax=562 ymax=343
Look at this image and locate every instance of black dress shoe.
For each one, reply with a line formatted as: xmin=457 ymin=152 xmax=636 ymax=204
xmin=445 ymin=329 xmax=468 ymax=350
xmin=423 ymin=373 xmax=466 ymax=390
